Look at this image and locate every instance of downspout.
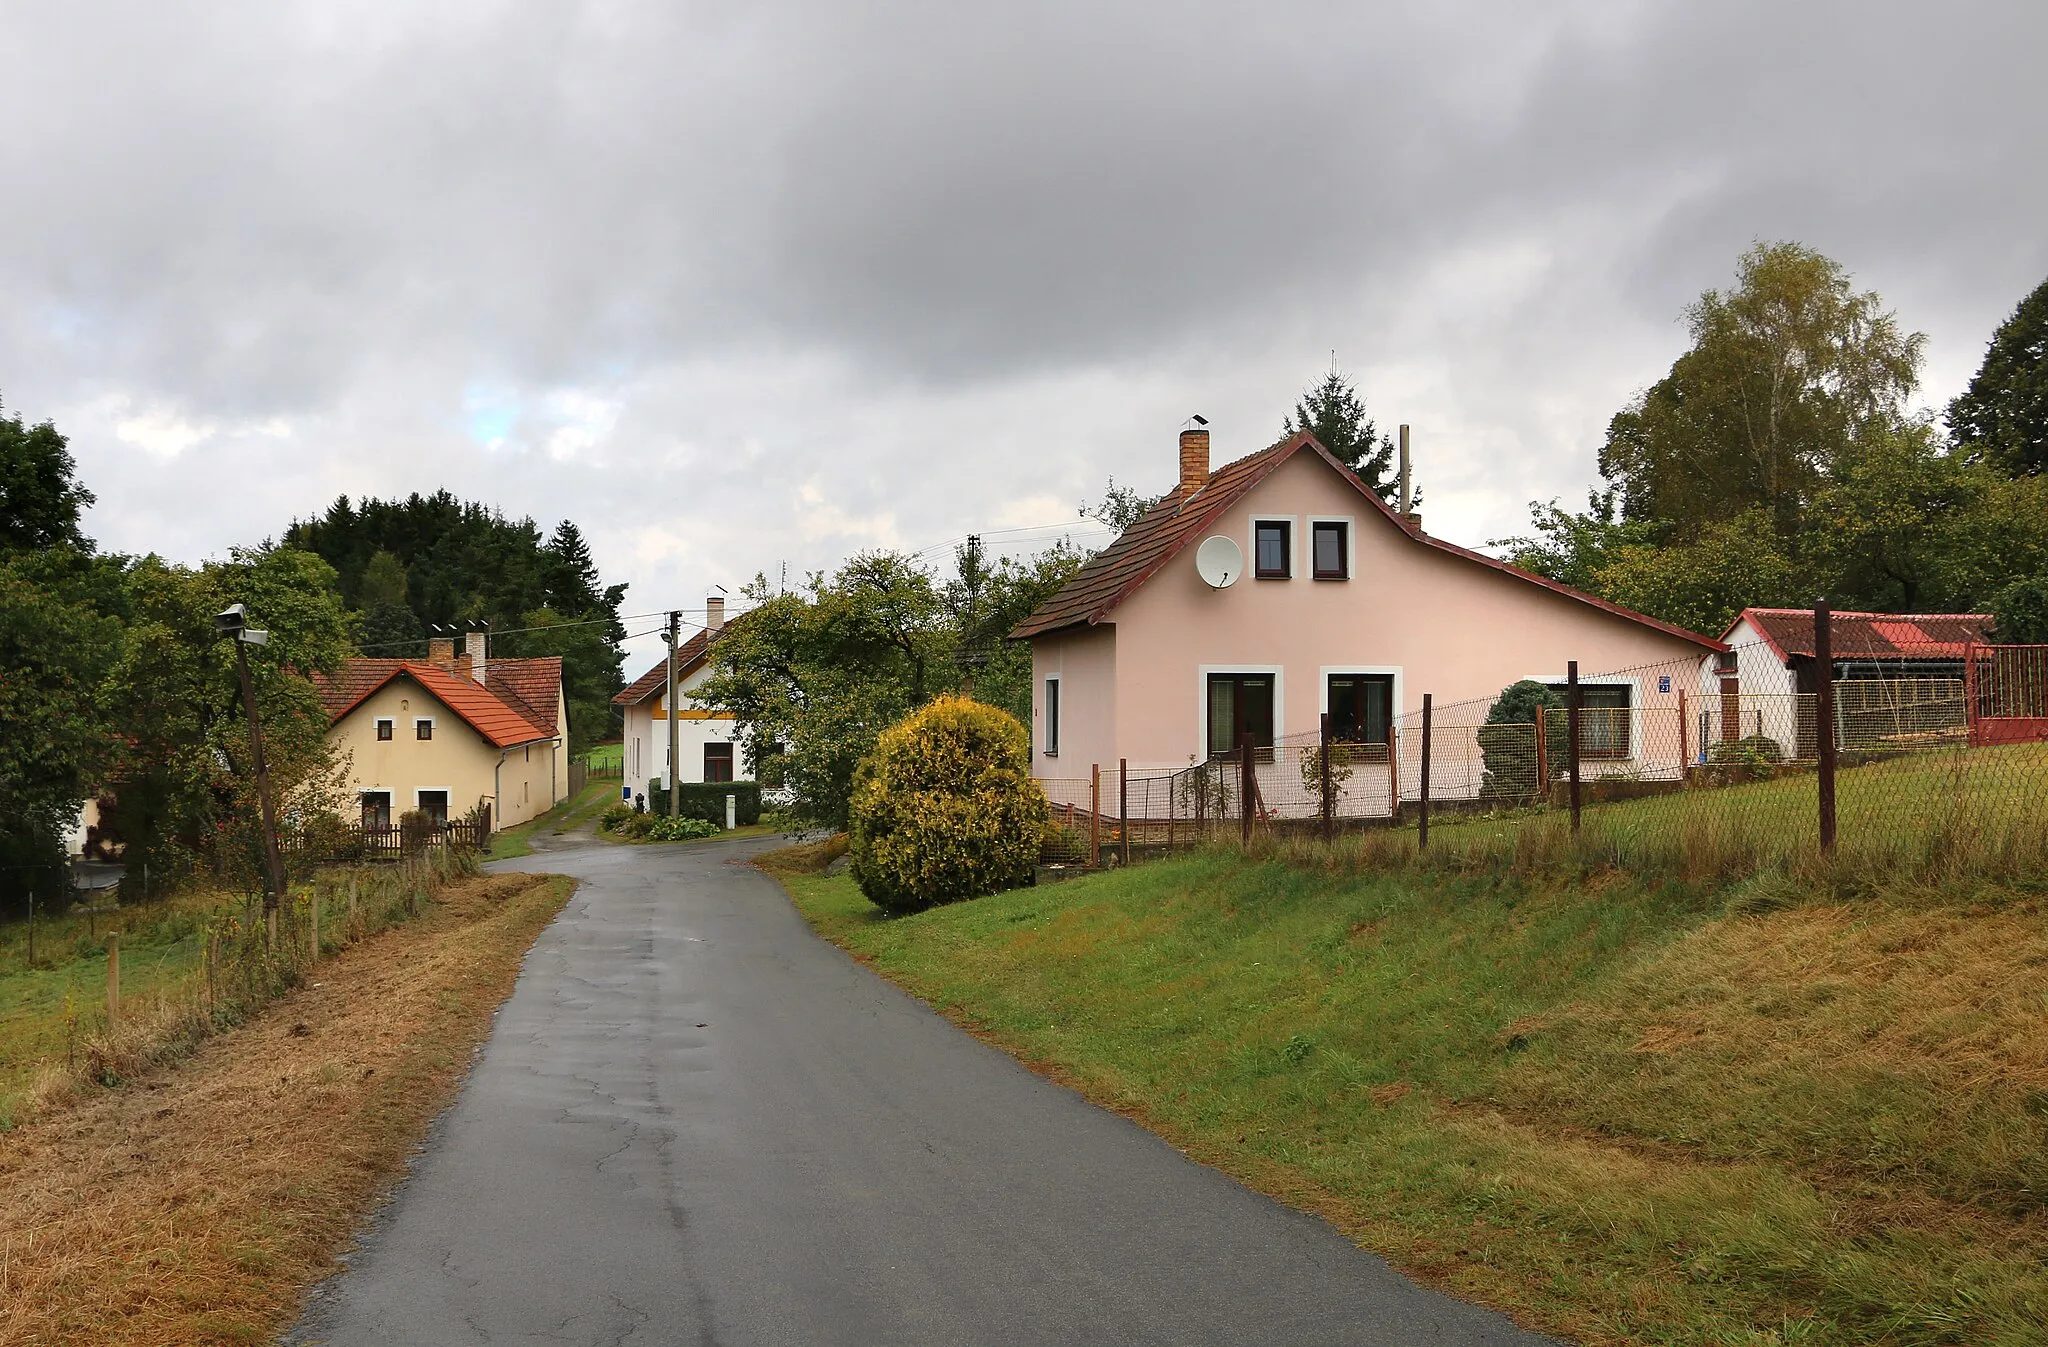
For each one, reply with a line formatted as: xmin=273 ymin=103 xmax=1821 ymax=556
xmin=495 ymin=747 xmax=512 ymax=831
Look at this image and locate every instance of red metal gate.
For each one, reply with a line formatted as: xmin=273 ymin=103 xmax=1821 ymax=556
xmin=1966 ymin=644 xmax=2048 ymax=746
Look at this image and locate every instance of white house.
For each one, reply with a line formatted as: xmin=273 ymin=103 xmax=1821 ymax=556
xmin=613 ymin=596 xmax=744 ymax=798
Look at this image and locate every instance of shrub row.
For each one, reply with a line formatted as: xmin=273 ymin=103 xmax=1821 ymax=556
xmin=641 ymin=781 xmax=762 ymax=826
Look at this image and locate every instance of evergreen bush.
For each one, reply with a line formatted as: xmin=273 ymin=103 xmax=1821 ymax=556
xmin=1478 ymin=680 xmax=1567 ymax=798
xmin=847 ymin=696 xmax=1050 ymax=914
xmin=643 ymin=780 xmax=762 ymax=826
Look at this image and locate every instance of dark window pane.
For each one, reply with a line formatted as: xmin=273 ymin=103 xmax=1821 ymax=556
xmin=1328 ymin=674 xmax=1392 ymax=745
xmin=376 ymin=719 xmax=393 ymax=741
xmin=704 ymin=742 xmax=735 ymax=783
xmin=1548 ymin=683 xmax=1632 ymax=758
xmin=1044 ymin=678 xmax=1060 ymax=755
xmin=1313 ymin=522 xmax=1346 ymax=577
xmin=1255 ymin=521 xmax=1289 ymax=577
xmin=416 ymin=719 xmax=432 ymax=740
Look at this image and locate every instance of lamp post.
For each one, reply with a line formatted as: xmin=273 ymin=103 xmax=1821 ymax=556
xmin=216 ymin=604 xmax=288 ymax=943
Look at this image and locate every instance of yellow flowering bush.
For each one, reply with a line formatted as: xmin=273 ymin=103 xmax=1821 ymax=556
xmin=848 ymin=696 xmax=1050 ymax=914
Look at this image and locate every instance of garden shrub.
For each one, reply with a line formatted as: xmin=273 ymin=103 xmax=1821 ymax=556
xmin=644 ymin=780 xmax=763 ymax=826
xmin=847 ymin=696 xmax=1050 ymax=914
xmin=1478 ymin=680 xmax=1567 ymax=798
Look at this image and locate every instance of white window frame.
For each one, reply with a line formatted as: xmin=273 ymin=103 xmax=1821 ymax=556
xmin=374 ymin=717 xmax=395 ymax=740
xmin=1524 ymin=673 xmax=1643 ymax=765
xmin=1196 ymin=664 xmax=1285 ymax=759
xmin=413 ymin=786 xmax=453 ymax=811
xmin=413 ymin=715 xmax=437 ymax=741
xmin=1307 ymin=516 xmax=1355 ymax=580
xmin=1247 ymin=516 xmax=1298 ymax=580
xmin=1042 ymin=674 xmax=1061 ymax=758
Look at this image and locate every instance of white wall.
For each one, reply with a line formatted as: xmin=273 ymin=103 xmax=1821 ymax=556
xmin=622 ymin=658 xmax=743 ymax=799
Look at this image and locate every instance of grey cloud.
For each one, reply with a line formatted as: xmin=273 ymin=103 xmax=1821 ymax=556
xmin=1 ymin=0 xmax=2043 ymax=661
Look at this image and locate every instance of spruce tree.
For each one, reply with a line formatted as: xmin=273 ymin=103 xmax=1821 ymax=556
xmin=1281 ymin=363 xmax=1398 ymax=500
xmin=1949 ymin=274 xmax=2048 ymax=476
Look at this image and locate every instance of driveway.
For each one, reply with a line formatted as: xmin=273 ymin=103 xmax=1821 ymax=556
xmin=289 ymin=834 xmax=1555 ymax=1346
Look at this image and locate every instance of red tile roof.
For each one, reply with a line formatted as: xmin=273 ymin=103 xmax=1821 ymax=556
xmin=614 ymin=627 xmax=723 ymax=707
xmin=487 ymin=657 xmax=564 ymax=735
xmin=1728 ymin=609 xmax=1994 ymax=662
xmin=1010 ymin=431 xmax=1725 ymax=650
xmin=312 ymin=658 xmax=555 ymax=748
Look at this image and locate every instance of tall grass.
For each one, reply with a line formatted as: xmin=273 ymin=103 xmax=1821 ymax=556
xmin=7 ymin=851 xmax=478 ymax=1126
xmin=1268 ymin=741 xmax=2048 ymax=899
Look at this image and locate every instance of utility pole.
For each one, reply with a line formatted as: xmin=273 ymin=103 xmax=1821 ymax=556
xmin=960 ymin=534 xmax=983 ymax=696
xmin=666 ymin=609 xmax=682 ymax=819
xmin=217 ymin=605 xmax=288 ymax=943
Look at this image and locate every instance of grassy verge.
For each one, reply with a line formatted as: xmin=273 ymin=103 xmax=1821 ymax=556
xmin=766 ymin=844 xmax=2048 ymax=1346
xmin=0 ymin=869 xmax=572 ymax=1345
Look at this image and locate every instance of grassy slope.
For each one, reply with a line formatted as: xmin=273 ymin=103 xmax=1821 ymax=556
xmin=776 ymin=854 xmax=2048 ymax=1347
xmin=0 ymin=871 xmax=574 ymax=1345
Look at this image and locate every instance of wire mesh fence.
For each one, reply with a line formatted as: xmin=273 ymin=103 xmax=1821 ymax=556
xmin=1034 ymin=618 xmax=2048 ymax=888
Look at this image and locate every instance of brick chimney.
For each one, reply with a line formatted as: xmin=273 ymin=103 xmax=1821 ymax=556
xmin=465 ymin=630 xmax=488 ymax=685
xmin=706 ymin=594 xmax=725 ymax=634
xmin=1178 ymin=427 xmax=1210 ymax=498
xmin=428 ymin=636 xmax=456 ymax=667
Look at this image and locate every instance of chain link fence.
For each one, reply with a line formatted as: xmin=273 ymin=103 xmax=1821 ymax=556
xmin=1036 ymin=622 xmax=2048 ymax=886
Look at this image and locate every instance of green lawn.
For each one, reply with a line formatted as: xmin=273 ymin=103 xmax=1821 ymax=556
xmin=0 ymin=930 xmax=207 ymax=1113
xmin=773 ymin=847 xmax=2048 ymax=1346
xmin=580 ymin=741 xmax=623 ymax=772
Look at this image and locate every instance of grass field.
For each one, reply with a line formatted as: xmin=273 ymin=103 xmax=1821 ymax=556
xmin=580 ymin=740 xmax=623 ymax=772
xmin=770 ymin=841 xmax=2048 ymax=1346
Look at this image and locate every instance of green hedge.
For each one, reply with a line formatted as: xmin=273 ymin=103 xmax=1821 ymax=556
xmin=645 ymin=780 xmax=762 ymax=826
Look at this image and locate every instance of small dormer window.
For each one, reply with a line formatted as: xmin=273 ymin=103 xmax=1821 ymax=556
xmin=1254 ymin=520 xmax=1291 ymax=579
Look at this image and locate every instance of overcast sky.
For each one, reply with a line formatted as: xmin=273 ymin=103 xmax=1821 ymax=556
xmin=4 ymin=0 xmax=2044 ymax=667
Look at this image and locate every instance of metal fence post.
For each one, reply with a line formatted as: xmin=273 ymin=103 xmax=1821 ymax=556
xmin=1319 ymin=712 xmax=1334 ymax=843
xmin=1678 ymin=688 xmax=1689 ymax=775
xmin=1090 ymin=765 xmax=1101 ymax=867
xmin=1567 ymin=660 xmax=1583 ymax=834
xmin=1119 ymin=758 xmax=1131 ymax=867
xmin=1815 ymin=601 xmax=1837 ymax=855
xmin=1418 ymin=694 xmax=1433 ymax=851
xmin=1534 ymin=703 xmax=1548 ymax=801
xmin=1239 ymin=732 xmax=1255 ymax=845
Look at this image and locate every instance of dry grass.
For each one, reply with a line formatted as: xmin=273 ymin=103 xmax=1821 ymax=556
xmin=0 ymin=870 xmax=571 ymax=1346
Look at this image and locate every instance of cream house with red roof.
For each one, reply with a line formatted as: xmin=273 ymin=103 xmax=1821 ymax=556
xmin=613 ymin=596 xmax=742 ymax=800
xmin=1012 ymin=427 xmax=1725 ymax=794
xmin=314 ymin=632 xmax=569 ymax=831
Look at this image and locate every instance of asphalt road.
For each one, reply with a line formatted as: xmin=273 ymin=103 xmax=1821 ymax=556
xmin=289 ymin=833 xmax=1555 ymax=1346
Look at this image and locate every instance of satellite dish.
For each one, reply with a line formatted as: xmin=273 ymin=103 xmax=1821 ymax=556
xmin=1195 ymin=535 xmax=1242 ymax=589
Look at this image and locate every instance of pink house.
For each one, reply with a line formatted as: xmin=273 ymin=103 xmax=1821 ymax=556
xmin=1013 ymin=428 xmax=1725 ymax=806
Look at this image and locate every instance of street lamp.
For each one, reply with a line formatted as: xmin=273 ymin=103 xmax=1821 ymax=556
xmin=216 ymin=604 xmax=287 ymax=942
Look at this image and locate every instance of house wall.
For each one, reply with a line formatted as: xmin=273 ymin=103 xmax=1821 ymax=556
xmin=329 ymin=677 xmax=556 ymax=830
xmin=623 ymin=660 xmax=742 ymax=799
xmin=1030 ymin=624 xmax=1117 ymax=799
xmin=1696 ymin=616 xmax=1802 ymax=759
xmin=1045 ymin=450 xmax=1711 ymax=789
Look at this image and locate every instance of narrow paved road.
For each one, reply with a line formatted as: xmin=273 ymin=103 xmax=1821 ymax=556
xmin=290 ymin=835 xmax=1554 ymax=1346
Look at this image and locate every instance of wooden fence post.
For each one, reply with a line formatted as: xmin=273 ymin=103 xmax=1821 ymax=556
xmin=1239 ymin=732 xmax=1255 ymax=845
xmin=1319 ymin=712 xmax=1334 ymax=844
xmin=1815 ymin=600 xmax=1837 ymax=855
xmin=1534 ymin=704 xmax=1548 ymax=801
xmin=1119 ymin=758 xmax=1131 ymax=867
xmin=309 ymin=888 xmax=320 ymax=965
xmin=1388 ymin=715 xmax=1401 ymax=820
xmin=1089 ymin=765 xmax=1101 ymax=867
xmin=1568 ymin=660 xmax=1583 ymax=834
xmin=107 ymin=932 xmax=120 ymax=1027
xmin=1418 ymin=695 xmax=1433 ymax=850
xmin=348 ymin=876 xmax=359 ymax=939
